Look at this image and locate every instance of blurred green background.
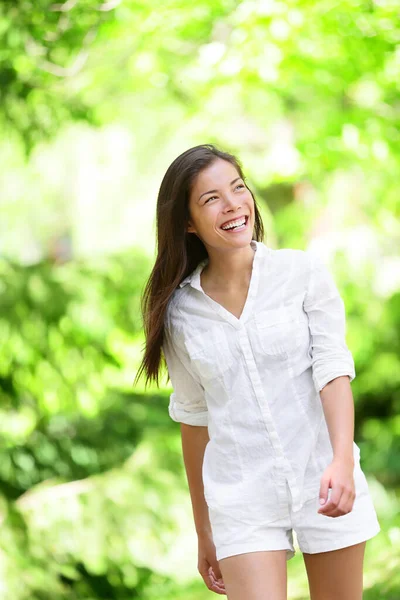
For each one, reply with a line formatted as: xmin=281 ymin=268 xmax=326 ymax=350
xmin=1 ymin=1 xmax=399 ymax=598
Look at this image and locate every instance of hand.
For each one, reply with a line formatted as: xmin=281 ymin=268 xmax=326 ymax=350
xmin=318 ymin=457 xmax=356 ymax=518
xmin=197 ymin=532 xmax=226 ymax=595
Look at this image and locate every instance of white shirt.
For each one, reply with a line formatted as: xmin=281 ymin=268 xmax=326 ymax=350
xmin=162 ymin=239 xmax=358 ymax=515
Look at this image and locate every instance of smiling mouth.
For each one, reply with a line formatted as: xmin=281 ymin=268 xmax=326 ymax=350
xmin=220 ymin=215 xmax=249 ymax=231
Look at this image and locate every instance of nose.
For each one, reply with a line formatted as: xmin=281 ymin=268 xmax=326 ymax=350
xmin=223 ymin=194 xmax=242 ymax=212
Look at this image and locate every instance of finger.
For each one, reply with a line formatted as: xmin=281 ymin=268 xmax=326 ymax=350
xmin=208 ymin=566 xmax=225 ymax=593
xmin=209 ymin=567 xmax=224 ymax=588
xmin=330 ymin=487 xmax=355 ymax=517
xmin=333 ymin=490 xmax=355 ymax=517
xmin=321 ymin=483 xmax=343 ymax=511
xmin=318 ymin=494 xmax=352 ymax=517
xmin=318 ymin=500 xmax=341 ymax=516
xmin=318 ymin=492 xmax=335 ymax=514
xmin=210 ymin=561 xmax=223 ymax=581
xmin=318 ymin=485 xmax=342 ymax=515
xmin=198 ymin=562 xmax=214 ymax=590
xmin=210 ymin=581 xmax=226 ymax=595
xmin=319 ymin=478 xmax=330 ymax=508
xmin=348 ymin=491 xmax=356 ymax=512
xmin=199 ymin=572 xmax=213 ymax=590
xmin=208 ymin=579 xmax=225 ymax=594
xmin=205 ymin=566 xmax=226 ymax=595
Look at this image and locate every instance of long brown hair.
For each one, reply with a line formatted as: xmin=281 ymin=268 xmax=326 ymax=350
xmin=134 ymin=143 xmax=265 ymax=389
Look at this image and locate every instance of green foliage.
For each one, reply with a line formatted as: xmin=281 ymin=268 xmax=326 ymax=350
xmin=0 ymin=250 xmax=149 ymax=496
xmin=2 ymin=0 xmax=400 ymax=202
xmin=0 ymin=1 xmax=117 ymax=150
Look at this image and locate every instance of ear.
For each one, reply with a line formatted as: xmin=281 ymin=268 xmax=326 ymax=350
xmin=187 ymin=220 xmax=197 ymax=234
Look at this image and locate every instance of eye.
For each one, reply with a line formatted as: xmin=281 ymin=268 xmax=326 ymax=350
xmin=204 ymin=184 xmax=245 ymax=204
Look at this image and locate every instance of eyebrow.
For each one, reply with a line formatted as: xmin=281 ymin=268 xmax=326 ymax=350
xmin=198 ymin=177 xmax=242 ymax=202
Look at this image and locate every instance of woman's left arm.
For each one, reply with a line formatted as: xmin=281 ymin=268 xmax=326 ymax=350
xmin=303 ymin=251 xmax=357 ymax=518
xmin=318 ymin=375 xmax=356 ymax=517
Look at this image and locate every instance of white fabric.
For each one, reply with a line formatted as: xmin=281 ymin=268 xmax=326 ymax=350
xmin=209 ymin=479 xmax=380 ymax=562
xmin=162 ymin=240 xmax=358 ymax=513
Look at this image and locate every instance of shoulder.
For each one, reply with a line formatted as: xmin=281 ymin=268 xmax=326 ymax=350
xmin=164 ymin=287 xmax=191 ymax=339
xmin=269 ymin=246 xmax=312 ymax=276
xmin=275 ymin=246 xmax=309 ymax=263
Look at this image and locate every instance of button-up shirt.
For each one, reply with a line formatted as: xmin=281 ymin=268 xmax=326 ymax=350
xmin=162 ymin=239 xmax=357 ymax=515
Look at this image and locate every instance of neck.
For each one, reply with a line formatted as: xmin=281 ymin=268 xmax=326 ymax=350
xmin=201 ymin=243 xmax=256 ymax=289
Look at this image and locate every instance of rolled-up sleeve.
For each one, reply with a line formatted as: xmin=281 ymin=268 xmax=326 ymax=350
xmin=162 ymin=325 xmax=208 ymax=426
xmin=303 ymin=252 xmax=356 ymax=394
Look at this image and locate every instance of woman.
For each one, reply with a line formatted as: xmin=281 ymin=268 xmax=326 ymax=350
xmin=135 ymin=144 xmax=381 ymax=599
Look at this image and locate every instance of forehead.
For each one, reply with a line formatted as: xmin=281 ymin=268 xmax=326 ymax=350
xmin=191 ymin=159 xmax=240 ymax=194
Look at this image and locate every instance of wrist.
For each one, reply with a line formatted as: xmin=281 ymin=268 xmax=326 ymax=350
xmin=332 ymin=452 xmax=354 ymax=466
xmin=196 ymin=526 xmax=213 ymax=539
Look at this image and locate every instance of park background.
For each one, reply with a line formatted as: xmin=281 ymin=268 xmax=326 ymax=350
xmin=1 ymin=0 xmax=399 ymax=598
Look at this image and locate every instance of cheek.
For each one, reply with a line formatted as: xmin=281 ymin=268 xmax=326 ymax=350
xmin=189 ymin=209 xmax=217 ymax=237
xmin=187 ymin=206 xmax=203 ymax=230
xmin=246 ymin=192 xmax=255 ymax=208
xmin=200 ymin=207 xmax=219 ymax=228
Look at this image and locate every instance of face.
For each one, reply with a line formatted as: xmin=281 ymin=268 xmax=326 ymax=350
xmin=187 ymin=158 xmax=255 ymax=251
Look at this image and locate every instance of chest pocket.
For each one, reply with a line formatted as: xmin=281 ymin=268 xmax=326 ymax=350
xmin=253 ymin=303 xmax=303 ymax=361
xmin=184 ymin=325 xmax=234 ymax=382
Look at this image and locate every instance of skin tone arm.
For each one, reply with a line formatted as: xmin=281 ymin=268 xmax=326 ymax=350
xmin=180 ymin=423 xmax=212 ymax=536
xmin=318 ymin=375 xmax=356 ymax=517
xmin=180 ymin=423 xmax=226 ymax=594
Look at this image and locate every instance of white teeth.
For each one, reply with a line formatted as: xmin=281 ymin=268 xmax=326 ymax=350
xmin=221 ymin=217 xmax=246 ymax=230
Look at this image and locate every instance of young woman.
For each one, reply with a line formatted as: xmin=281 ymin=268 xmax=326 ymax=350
xmin=135 ymin=144 xmax=381 ymax=600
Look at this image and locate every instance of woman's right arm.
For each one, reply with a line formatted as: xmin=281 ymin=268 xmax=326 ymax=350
xmin=162 ymin=324 xmax=225 ymax=593
xmin=180 ymin=423 xmax=211 ymax=537
xmin=181 ymin=423 xmax=226 ymax=595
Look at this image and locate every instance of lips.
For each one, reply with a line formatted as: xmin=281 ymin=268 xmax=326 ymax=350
xmin=220 ymin=215 xmax=248 ymax=229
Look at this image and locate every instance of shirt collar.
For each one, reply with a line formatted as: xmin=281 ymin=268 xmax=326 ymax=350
xmin=179 ymin=239 xmax=265 ymax=290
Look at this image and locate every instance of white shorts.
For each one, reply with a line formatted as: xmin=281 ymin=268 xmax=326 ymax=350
xmin=208 ymin=465 xmax=381 ymax=562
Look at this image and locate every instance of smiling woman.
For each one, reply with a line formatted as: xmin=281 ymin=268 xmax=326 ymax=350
xmin=133 ymin=143 xmax=265 ymax=389
xmin=186 ymin=157 xmax=258 ymax=286
xmin=134 ymin=144 xmax=380 ymax=600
